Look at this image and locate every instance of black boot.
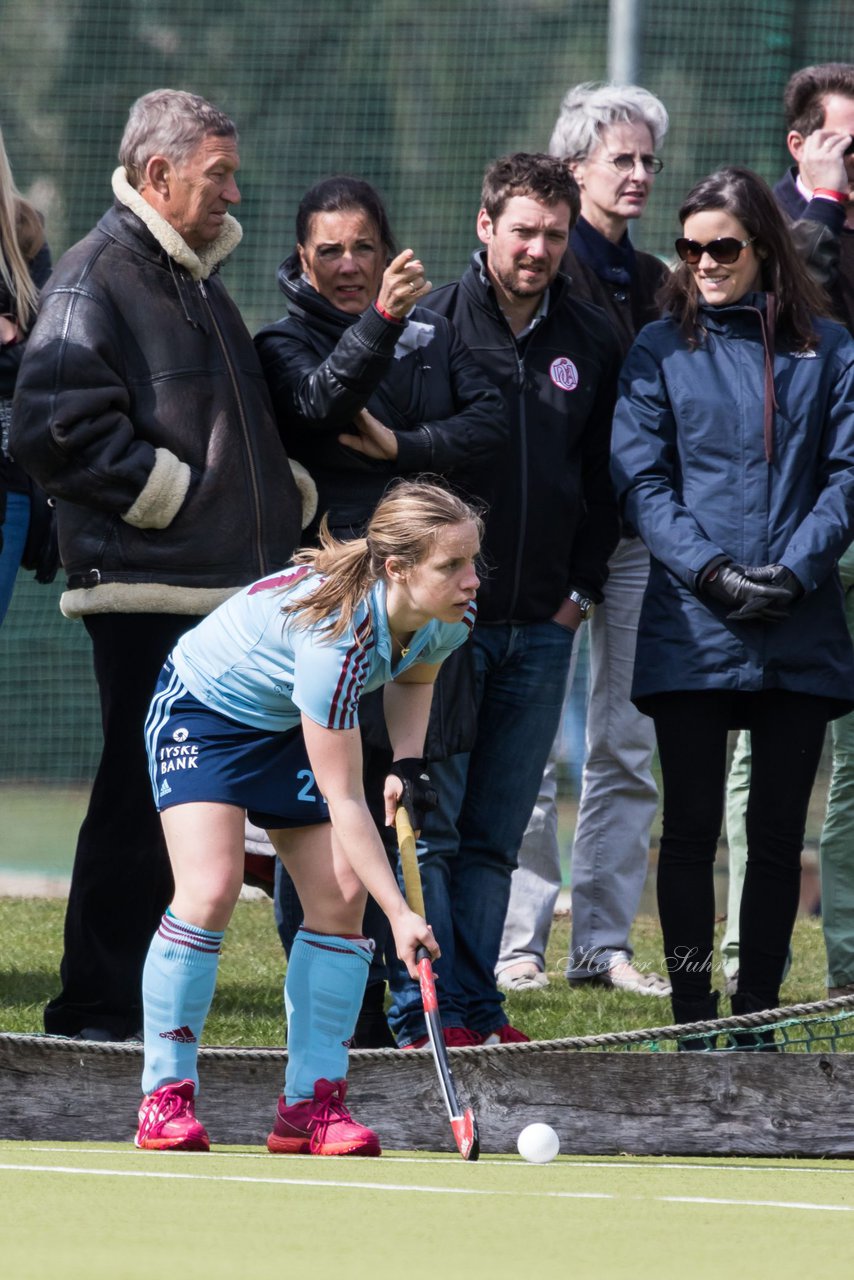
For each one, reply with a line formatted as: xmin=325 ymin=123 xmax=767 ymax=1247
xmin=729 ymin=991 xmax=779 ymax=1051
xmin=671 ymin=991 xmax=719 ymax=1051
xmin=350 ymin=980 xmax=396 ymax=1049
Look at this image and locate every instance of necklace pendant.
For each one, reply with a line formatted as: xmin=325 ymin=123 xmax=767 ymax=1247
xmin=400 ymin=644 xmax=410 ymax=658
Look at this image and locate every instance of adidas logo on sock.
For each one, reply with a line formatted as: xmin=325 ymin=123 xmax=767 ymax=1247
xmin=159 ymin=1025 xmax=197 ymax=1043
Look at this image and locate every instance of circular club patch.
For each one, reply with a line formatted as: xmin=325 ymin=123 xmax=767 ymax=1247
xmin=549 ymin=356 xmax=579 ymax=391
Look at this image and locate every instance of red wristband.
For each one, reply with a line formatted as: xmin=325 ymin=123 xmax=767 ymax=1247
xmin=812 ymin=187 xmax=848 ymax=203
xmin=374 ymin=300 xmax=404 ymax=325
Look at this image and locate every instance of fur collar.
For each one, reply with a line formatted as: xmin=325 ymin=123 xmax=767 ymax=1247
xmin=111 ymin=166 xmax=242 ymax=280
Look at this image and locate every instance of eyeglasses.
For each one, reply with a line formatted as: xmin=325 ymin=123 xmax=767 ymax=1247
xmin=592 ymin=153 xmax=664 ymax=175
xmin=674 ymin=236 xmax=755 ymax=265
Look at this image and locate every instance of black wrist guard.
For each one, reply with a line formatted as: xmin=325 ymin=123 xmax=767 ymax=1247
xmin=389 ymin=757 xmax=438 ymax=830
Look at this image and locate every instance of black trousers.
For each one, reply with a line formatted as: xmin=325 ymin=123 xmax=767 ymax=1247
xmin=651 ymin=689 xmax=829 ymax=1014
xmin=44 ymin=612 xmax=193 ymax=1037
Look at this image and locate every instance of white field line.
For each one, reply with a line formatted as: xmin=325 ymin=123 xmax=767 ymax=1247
xmin=0 ymin=1163 xmax=609 ymax=1199
xmin=660 ymin=1195 xmax=853 ymax=1212
xmin=0 ymin=1162 xmax=852 ymax=1212
xmin=13 ymin=1146 xmax=854 ymax=1177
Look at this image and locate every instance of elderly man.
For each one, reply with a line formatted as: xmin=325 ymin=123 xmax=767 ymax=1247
xmin=12 ymin=89 xmax=308 ymax=1042
xmin=387 ymin=153 xmax=621 ymax=1048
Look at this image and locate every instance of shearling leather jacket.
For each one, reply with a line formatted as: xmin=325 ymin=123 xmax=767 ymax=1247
xmin=11 ymin=169 xmax=306 ymax=619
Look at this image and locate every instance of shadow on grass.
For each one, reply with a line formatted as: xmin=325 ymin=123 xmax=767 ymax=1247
xmin=0 ymin=968 xmax=57 ymax=1005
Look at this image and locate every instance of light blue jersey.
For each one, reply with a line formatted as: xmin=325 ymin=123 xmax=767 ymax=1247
xmin=171 ymin=566 xmax=475 ymax=733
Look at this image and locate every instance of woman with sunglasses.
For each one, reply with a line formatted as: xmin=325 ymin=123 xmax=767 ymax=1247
xmin=611 ymin=165 xmax=854 ymax=1042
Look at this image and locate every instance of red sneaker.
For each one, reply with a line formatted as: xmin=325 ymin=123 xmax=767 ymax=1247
xmin=135 ymin=1079 xmax=210 ymax=1152
xmin=400 ymin=1026 xmax=482 ymax=1050
xmin=267 ymin=1078 xmax=381 ymax=1156
xmin=481 ymin=1023 xmax=530 ymax=1045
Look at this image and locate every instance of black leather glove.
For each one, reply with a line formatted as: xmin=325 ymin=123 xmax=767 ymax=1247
xmin=742 ymin=564 xmax=803 ymax=601
xmin=702 ymin=562 xmax=791 ymax=621
xmin=388 ymin=757 xmax=438 ymax=830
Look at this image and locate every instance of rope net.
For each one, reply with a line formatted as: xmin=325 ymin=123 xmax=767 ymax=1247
xmin=3 ymin=995 xmax=854 ymax=1058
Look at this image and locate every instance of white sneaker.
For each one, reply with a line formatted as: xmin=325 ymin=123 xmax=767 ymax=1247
xmin=496 ymin=961 xmax=549 ymax=992
xmin=605 ymin=952 xmax=671 ymax=997
xmin=570 ymin=951 xmax=671 ymax=997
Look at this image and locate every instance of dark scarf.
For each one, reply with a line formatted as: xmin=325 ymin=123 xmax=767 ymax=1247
xmin=570 ymin=214 xmax=637 ymax=287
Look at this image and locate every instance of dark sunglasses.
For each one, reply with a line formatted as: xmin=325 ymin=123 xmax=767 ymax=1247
xmin=674 ymin=235 xmax=755 ymax=265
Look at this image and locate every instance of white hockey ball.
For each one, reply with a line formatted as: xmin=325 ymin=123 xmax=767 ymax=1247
xmin=517 ymin=1122 xmax=560 ymax=1163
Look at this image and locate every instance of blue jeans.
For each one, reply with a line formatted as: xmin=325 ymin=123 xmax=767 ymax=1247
xmin=387 ymin=619 xmax=574 ymax=1043
xmin=0 ymin=490 xmax=30 ymax=625
xmin=497 ymin=537 xmax=657 ymax=979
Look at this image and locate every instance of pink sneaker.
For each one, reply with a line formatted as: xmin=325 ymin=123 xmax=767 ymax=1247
xmin=135 ymin=1079 xmax=210 ymax=1152
xmin=481 ymin=1023 xmax=530 ymax=1045
xmin=267 ymin=1078 xmax=381 ymax=1156
xmin=400 ymin=1026 xmax=482 ymax=1050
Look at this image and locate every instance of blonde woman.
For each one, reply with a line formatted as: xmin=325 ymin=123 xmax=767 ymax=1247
xmin=0 ymin=125 xmax=50 ymax=620
xmin=136 ymin=480 xmax=481 ymax=1154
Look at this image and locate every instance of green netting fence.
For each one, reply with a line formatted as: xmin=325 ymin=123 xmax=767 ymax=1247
xmin=1 ymin=0 xmax=852 ymax=794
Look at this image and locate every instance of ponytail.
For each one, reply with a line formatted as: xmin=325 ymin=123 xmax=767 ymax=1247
xmin=280 ymin=518 xmax=378 ymax=642
xmin=280 ymin=478 xmax=484 ymax=642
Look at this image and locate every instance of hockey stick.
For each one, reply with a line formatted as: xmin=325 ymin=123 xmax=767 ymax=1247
xmin=395 ymin=804 xmax=480 ymax=1161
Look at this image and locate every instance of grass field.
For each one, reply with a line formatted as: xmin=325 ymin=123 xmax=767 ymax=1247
xmin=0 ymin=897 xmax=837 ymax=1043
xmin=2 ymin=1141 xmax=853 ymax=1280
xmin=0 ymin=785 xmax=89 ymax=878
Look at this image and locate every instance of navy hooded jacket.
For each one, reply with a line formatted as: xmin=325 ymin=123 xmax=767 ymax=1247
xmin=611 ymin=295 xmax=854 ymax=710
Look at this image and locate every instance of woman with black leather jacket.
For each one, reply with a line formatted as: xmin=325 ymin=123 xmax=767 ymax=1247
xmin=256 ymin=175 xmax=505 ymax=541
xmin=255 ymin=177 xmax=506 ymax=1045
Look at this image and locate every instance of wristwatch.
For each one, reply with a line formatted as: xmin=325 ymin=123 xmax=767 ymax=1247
xmin=568 ymin=590 xmax=595 ymax=620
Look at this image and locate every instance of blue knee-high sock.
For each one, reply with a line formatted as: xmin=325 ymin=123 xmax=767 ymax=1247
xmin=284 ymin=928 xmax=373 ymax=1102
xmin=142 ymin=910 xmax=224 ymax=1094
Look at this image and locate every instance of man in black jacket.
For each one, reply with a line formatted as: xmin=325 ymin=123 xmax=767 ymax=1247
xmin=12 ymin=89 xmax=309 ymax=1042
xmin=387 ymin=153 xmax=621 ymax=1047
xmin=774 ymin=62 xmax=854 ymax=332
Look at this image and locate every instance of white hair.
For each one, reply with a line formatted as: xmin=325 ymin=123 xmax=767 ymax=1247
xmin=548 ymin=81 xmax=669 ymax=161
xmin=118 ymin=89 xmax=237 ymax=190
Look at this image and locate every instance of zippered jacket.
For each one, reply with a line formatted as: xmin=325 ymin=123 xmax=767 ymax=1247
xmin=254 ymin=253 xmax=507 ymax=535
xmin=611 ymin=296 xmax=854 ymax=707
xmin=775 ymin=167 xmax=852 ymax=333
xmin=0 ymin=225 xmax=51 ymax=499
xmin=425 ymin=252 xmax=621 ymax=622
xmin=11 ymin=169 xmax=303 ymax=618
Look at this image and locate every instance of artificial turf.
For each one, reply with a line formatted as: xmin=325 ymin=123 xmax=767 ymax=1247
xmin=2 ymin=1140 xmax=853 ymax=1280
